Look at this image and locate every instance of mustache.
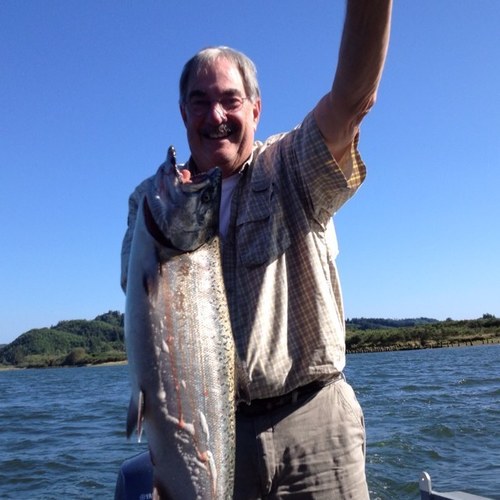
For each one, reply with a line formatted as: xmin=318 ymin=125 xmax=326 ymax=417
xmin=202 ymin=123 xmax=234 ymax=136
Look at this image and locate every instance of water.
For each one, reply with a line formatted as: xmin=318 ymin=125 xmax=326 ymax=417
xmin=0 ymin=345 xmax=498 ymax=499
xmin=345 ymin=344 xmax=500 ymax=499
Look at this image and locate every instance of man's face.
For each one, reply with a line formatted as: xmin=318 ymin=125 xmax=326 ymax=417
xmin=180 ymin=57 xmax=261 ymax=178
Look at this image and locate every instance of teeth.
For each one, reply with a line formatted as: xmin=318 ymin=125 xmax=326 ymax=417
xmin=207 ymin=125 xmax=231 ymax=139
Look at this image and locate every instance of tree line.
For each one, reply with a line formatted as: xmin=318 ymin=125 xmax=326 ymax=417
xmin=346 ymin=313 xmax=500 ymax=352
xmin=0 ymin=312 xmax=498 ymax=368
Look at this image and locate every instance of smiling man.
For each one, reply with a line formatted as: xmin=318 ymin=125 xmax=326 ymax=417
xmin=121 ymin=2 xmax=392 ymax=498
xmin=180 ymin=55 xmax=261 ymax=177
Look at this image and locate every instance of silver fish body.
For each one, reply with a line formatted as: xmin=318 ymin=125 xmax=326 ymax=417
xmin=125 ymin=151 xmax=235 ymax=499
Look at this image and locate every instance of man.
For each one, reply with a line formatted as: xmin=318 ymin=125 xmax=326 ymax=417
xmin=120 ymin=2 xmax=392 ymax=498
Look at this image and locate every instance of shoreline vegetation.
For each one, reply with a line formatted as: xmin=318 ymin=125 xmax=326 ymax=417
xmin=0 ymin=311 xmax=499 ymax=370
xmin=345 ymin=314 xmax=500 ymax=353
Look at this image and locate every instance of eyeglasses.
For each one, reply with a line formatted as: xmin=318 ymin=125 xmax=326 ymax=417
xmin=185 ymin=95 xmax=249 ymax=117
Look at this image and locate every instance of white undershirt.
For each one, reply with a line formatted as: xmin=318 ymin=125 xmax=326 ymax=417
xmin=219 ymin=174 xmax=240 ymax=241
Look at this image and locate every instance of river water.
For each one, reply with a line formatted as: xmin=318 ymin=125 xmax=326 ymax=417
xmin=0 ymin=344 xmax=498 ymax=499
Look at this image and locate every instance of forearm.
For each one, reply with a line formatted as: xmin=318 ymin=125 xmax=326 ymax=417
xmin=314 ymin=0 xmax=392 ymax=163
xmin=334 ymin=0 xmax=392 ymax=117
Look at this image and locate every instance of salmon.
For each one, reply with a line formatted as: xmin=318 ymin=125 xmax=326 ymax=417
xmin=124 ymin=147 xmax=236 ymax=499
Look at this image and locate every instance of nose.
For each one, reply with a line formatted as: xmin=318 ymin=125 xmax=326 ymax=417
xmin=206 ymin=101 xmax=227 ymax=123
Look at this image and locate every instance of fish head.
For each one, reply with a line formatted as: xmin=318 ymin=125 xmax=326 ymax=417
xmin=144 ymin=159 xmax=222 ymax=253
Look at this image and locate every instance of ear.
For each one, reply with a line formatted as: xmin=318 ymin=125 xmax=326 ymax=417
xmin=180 ymin=103 xmax=188 ymax=126
xmin=252 ymin=98 xmax=262 ymax=130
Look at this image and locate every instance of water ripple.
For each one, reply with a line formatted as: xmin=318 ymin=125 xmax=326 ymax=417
xmin=1 ymin=346 xmax=499 ymax=499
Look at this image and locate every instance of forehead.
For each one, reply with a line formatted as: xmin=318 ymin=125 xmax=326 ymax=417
xmin=187 ymin=57 xmax=245 ymax=95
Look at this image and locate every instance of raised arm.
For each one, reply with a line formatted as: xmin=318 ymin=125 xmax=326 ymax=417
xmin=314 ymin=0 xmax=392 ymax=168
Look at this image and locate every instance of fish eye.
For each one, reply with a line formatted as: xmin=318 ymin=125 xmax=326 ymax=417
xmin=201 ymin=191 xmax=212 ymax=203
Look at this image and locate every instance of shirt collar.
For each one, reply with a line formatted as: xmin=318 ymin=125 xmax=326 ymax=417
xmin=185 ymin=147 xmax=256 ymax=177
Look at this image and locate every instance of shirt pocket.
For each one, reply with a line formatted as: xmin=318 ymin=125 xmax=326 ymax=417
xmin=235 ymin=183 xmax=291 ymax=268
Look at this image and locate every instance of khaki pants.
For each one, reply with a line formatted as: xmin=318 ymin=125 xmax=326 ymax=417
xmin=234 ymin=379 xmax=369 ymax=499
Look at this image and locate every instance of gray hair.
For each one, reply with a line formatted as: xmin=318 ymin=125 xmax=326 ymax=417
xmin=179 ymin=46 xmax=260 ymax=104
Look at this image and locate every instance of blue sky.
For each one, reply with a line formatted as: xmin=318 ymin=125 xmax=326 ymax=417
xmin=1 ymin=1 xmax=499 ymax=345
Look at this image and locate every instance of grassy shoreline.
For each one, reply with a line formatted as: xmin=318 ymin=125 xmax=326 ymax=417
xmin=347 ymin=336 xmax=499 ymax=354
xmin=0 ymin=360 xmax=128 ymax=371
xmin=1 ymin=337 xmax=498 ymax=371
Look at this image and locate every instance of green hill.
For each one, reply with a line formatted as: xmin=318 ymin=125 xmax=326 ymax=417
xmin=0 ymin=311 xmax=125 ymax=368
xmin=1 ymin=312 xmax=498 ymax=369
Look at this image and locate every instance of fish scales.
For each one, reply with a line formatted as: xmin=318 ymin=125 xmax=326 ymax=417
xmin=125 ymin=153 xmax=236 ymax=499
xmin=154 ymin=239 xmax=235 ymax=497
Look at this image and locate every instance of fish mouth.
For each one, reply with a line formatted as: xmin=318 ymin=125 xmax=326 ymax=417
xmin=191 ymin=169 xmax=218 ymax=183
xmin=180 ymin=167 xmax=221 ymax=193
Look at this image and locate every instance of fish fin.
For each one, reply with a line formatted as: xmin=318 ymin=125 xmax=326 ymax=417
xmin=234 ymin=354 xmax=251 ymax=405
xmin=153 ymin=481 xmax=174 ymax=500
xmin=142 ymin=269 xmax=158 ymax=298
xmin=152 ymin=485 xmax=161 ymax=500
xmin=125 ymin=396 xmax=136 ymax=439
xmin=126 ymin=390 xmax=145 ymax=442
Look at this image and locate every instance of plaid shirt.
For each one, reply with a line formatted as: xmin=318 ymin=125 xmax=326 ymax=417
xmin=121 ymin=112 xmax=366 ymax=400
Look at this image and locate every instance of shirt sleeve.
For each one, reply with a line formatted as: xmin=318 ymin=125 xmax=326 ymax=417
xmin=289 ymin=112 xmax=367 ymax=228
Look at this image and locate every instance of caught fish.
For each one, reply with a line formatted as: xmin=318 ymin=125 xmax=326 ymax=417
xmin=124 ymin=146 xmax=236 ymax=499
